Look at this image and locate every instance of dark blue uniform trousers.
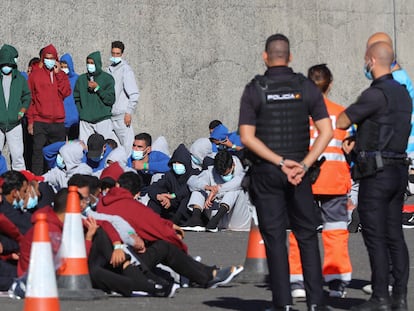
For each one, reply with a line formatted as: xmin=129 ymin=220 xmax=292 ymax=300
xmin=249 ymin=162 xmax=324 ymax=308
xmin=358 ymin=164 xmax=409 ymax=298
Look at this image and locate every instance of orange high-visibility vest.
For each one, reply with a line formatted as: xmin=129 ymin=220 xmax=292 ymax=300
xmin=310 ymin=97 xmax=351 ymax=195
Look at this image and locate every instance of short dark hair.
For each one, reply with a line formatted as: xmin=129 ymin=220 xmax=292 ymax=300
xmin=82 ymin=175 xmax=101 ymax=195
xmin=53 ymin=188 xmax=68 ymax=214
xmin=105 ymin=138 xmax=118 ymax=150
xmin=308 ymin=64 xmax=333 ymax=93
xmin=1 ymin=170 xmax=27 ymax=195
xmin=214 ymin=150 xmax=234 ymax=175
xmin=208 ymin=120 xmax=222 ymax=130
xmin=111 ymin=41 xmax=125 ymax=53
xmin=100 ymin=177 xmax=116 ymax=191
xmin=53 ymin=188 xmax=81 ymax=214
xmin=265 ymin=33 xmax=290 ymax=62
xmin=28 ymin=57 xmax=40 ymax=67
xmin=117 ymin=172 xmax=143 ymax=196
xmin=134 ymin=133 xmax=152 ymax=147
xmin=68 ymin=174 xmax=90 ymax=189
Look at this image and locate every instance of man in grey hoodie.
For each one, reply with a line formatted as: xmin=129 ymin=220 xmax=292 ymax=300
xmin=107 ymin=41 xmax=140 ymax=156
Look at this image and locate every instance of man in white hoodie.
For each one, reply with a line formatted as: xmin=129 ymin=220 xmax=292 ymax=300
xmin=42 ymin=140 xmax=92 ymax=189
xmin=107 ymin=41 xmax=140 ymax=155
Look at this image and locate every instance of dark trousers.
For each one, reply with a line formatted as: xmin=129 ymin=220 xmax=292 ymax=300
xmin=88 ymin=229 xmax=168 ymax=296
xmin=249 ymin=163 xmax=324 ymax=308
xmin=148 ymin=196 xmax=190 ymax=225
xmin=31 ymin=121 xmax=65 ymax=175
xmin=0 ymin=260 xmax=17 ymax=291
xmin=137 ymin=240 xmax=214 ymax=287
xmin=358 ymin=164 xmax=409 ymax=298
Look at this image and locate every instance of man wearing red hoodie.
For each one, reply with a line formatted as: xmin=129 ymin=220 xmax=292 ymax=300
xmin=27 ymin=44 xmax=71 ymax=175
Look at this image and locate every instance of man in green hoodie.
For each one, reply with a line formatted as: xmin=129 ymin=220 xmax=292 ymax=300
xmin=74 ymin=51 xmax=115 ymax=147
xmin=0 ymin=46 xmax=31 ymax=170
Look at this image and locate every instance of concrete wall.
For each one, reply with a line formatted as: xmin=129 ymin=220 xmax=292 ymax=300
xmin=1 ymin=0 xmax=413 ymax=153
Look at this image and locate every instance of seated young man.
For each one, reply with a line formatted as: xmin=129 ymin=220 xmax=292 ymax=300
xmin=127 ymin=133 xmax=170 ymax=188
xmin=183 ymin=150 xmax=252 ymax=232
xmin=97 ymin=171 xmax=244 ymax=288
xmin=147 ymin=143 xmax=200 ymax=225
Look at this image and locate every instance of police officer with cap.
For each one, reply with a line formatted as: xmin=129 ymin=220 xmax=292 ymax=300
xmin=239 ymin=33 xmax=333 ymax=311
xmin=337 ymin=41 xmax=411 ymax=311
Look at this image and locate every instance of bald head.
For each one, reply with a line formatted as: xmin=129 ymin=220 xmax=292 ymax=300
xmin=366 ymin=32 xmax=393 ymax=49
xmin=366 ymin=41 xmax=394 ymax=67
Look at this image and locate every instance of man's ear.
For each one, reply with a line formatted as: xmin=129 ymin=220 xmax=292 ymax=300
xmin=262 ymin=51 xmax=269 ymax=66
xmin=288 ymin=53 xmax=293 ymax=64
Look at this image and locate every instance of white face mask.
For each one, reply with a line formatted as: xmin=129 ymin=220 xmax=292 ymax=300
xmin=61 ymin=67 xmax=69 ymax=74
xmin=87 ymin=64 xmax=96 ymax=73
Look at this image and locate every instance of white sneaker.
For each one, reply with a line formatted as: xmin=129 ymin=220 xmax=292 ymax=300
xmin=291 ymin=288 xmax=306 ymax=298
xmin=362 ymin=284 xmax=392 ymax=295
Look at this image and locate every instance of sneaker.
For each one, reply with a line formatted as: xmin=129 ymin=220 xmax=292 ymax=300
xmin=402 ymin=213 xmax=414 ymax=228
xmin=153 ymin=282 xmax=180 ymax=298
xmin=362 ymin=284 xmax=393 ymax=295
xmin=8 ymin=276 xmax=27 ymax=299
xmin=291 ymin=281 xmax=306 ymax=298
xmin=181 ymin=212 xmax=206 ymax=232
xmin=328 ymin=280 xmax=348 ymax=298
xmin=207 ymin=265 xmax=244 ymax=288
xmin=205 ymin=224 xmax=219 ymax=233
xmin=181 ymin=224 xmax=206 ymax=232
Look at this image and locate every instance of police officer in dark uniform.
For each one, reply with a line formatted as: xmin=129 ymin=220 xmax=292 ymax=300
xmin=239 ymin=33 xmax=333 ymax=311
xmin=337 ymin=41 xmax=411 ymax=311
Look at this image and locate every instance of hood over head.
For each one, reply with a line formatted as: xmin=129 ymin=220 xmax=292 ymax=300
xmin=87 ymin=51 xmax=103 ymax=74
xmin=190 ymin=138 xmax=213 ymax=162
xmin=106 ymin=147 xmax=128 ymax=167
xmin=41 ymin=44 xmax=59 ymax=61
xmin=100 ymin=162 xmax=124 ymax=181
xmin=210 ymin=124 xmax=229 ymax=141
xmin=60 ymin=53 xmax=76 ymax=76
xmin=0 ymin=48 xmax=17 ymax=67
xmin=1 ymin=44 xmax=18 ymax=58
xmin=59 ymin=141 xmax=85 ymax=171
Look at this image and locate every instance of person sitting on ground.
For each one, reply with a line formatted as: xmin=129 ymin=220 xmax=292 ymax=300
xmin=42 ymin=140 xmax=93 ymax=189
xmin=183 ymin=150 xmax=252 ymax=232
xmin=209 ymin=123 xmax=244 ymax=153
xmin=0 ymin=171 xmax=32 ymax=234
xmin=127 ymin=133 xmax=170 ymax=188
xmin=97 ymin=171 xmax=244 ymax=290
xmin=147 ymin=144 xmax=200 ymax=225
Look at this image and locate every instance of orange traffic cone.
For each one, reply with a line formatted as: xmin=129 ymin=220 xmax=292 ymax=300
xmin=24 ymin=213 xmax=60 ymax=311
xmin=56 ymin=186 xmax=105 ymax=300
xmin=237 ymin=219 xmax=268 ymax=283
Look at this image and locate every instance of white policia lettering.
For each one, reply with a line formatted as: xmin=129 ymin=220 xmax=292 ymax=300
xmin=267 ymin=92 xmax=301 ymax=101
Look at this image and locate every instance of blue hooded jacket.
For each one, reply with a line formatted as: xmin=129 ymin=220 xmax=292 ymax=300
xmin=60 ymin=53 xmax=79 ymax=128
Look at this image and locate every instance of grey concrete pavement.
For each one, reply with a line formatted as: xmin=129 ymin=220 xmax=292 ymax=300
xmin=2 ymin=228 xmax=414 ymax=311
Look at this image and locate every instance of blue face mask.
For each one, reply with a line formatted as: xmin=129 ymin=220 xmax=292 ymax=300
xmin=191 ymin=155 xmax=202 ymax=166
xmin=364 ymin=63 xmax=373 ymax=80
xmin=56 ymin=154 xmax=65 ymax=169
xmin=172 ymin=163 xmax=186 ymax=175
xmin=12 ymin=195 xmax=24 ymax=210
xmin=110 ymin=56 xmax=122 ymax=65
xmin=44 ymin=59 xmax=56 ymax=70
xmin=221 ymin=168 xmax=234 ymax=182
xmin=132 ymin=150 xmax=145 ymax=160
xmin=1 ymin=66 xmax=13 ymax=75
xmin=26 ymin=195 xmax=38 ymax=210
xmin=87 ymin=64 xmax=96 ymax=73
